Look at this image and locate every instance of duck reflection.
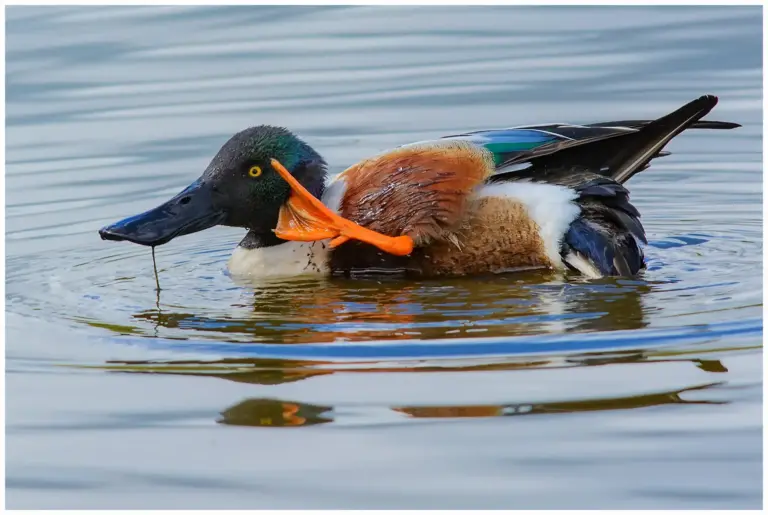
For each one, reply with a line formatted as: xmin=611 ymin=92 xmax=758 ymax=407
xmin=392 ymin=382 xmax=726 ymax=419
xmin=99 ymin=354 xmax=734 ymax=427
xmin=103 ymin=355 xmax=729 ymax=387
xmin=216 ymin=381 xmax=725 ymax=428
xmin=101 ymin=357 xmax=333 ymax=385
xmin=98 ymin=272 xmax=740 ymax=430
xmin=129 ymin=271 xmax=654 ymax=343
xmin=218 ymin=399 xmax=333 ymax=427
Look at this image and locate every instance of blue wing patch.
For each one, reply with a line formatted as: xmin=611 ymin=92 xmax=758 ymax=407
xmin=441 ymin=129 xmax=560 ymax=166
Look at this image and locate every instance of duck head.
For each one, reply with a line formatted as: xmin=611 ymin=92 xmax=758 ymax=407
xmin=99 ymin=126 xmax=327 ymax=247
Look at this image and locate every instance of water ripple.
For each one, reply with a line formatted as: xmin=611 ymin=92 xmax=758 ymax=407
xmin=108 ymin=319 xmax=761 ymax=361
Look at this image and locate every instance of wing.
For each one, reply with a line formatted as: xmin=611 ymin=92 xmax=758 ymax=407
xmin=482 ymin=96 xmax=738 ymax=185
xmin=431 ymin=96 xmax=739 ymax=184
xmin=337 ymin=141 xmax=494 ymax=245
xmin=432 ymin=125 xmax=656 ymax=174
xmin=437 ymin=129 xmax=564 ymax=166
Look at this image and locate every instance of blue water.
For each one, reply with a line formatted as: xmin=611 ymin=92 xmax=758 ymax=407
xmin=5 ymin=5 xmax=763 ymax=509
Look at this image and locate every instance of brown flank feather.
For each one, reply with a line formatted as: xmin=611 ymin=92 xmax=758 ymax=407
xmin=338 ymin=141 xmax=494 ymax=246
xmin=330 ymin=195 xmax=551 ymax=278
xmin=409 ymin=196 xmax=550 ymax=276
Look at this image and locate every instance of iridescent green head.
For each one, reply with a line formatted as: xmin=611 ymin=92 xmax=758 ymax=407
xmin=99 ymin=125 xmax=327 ymax=247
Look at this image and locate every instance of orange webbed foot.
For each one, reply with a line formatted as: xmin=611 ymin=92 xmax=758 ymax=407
xmin=270 ymin=158 xmax=414 ymax=256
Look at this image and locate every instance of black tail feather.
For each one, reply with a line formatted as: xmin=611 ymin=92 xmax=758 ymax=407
xmin=606 ymin=95 xmax=719 ymax=183
xmin=588 ymin=119 xmax=741 ymax=130
xmin=494 ymin=95 xmax=732 ymax=185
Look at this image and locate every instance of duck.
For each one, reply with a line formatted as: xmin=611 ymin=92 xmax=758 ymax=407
xmin=99 ymin=94 xmax=739 ymax=279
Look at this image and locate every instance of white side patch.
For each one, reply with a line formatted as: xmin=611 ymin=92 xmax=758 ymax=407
xmin=477 ymin=181 xmax=581 ymax=269
xmin=228 ymin=241 xmax=330 ymax=278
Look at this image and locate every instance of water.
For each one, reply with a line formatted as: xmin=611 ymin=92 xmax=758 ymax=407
xmin=5 ymin=5 xmax=763 ymax=509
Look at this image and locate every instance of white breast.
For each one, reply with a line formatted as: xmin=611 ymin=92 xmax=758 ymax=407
xmin=228 ymin=240 xmax=330 ymax=278
xmin=226 ymin=175 xmax=348 ymax=278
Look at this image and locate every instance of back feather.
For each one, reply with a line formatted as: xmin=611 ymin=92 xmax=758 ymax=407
xmin=338 ymin=141 xmax=494 ymax=245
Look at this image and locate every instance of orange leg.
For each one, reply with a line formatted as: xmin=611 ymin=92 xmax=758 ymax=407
xmin=270 ymin=158 xmax=414 ymax=256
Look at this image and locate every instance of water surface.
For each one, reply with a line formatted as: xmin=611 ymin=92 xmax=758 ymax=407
xmin=5 ymin=5 xmax=763 ymax=509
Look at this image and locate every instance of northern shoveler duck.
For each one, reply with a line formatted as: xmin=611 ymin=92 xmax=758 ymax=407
xmin=99 ymin=95 xmax=739 ymax=279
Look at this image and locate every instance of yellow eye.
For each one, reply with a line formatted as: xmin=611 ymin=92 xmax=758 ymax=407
xmin=248 ymin=165 xmax=262 ymax=178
